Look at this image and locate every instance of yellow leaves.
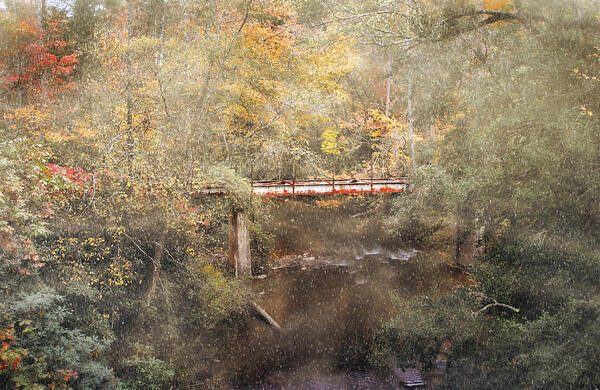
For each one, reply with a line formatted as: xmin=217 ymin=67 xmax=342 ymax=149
xmin=5 ymin=106 xmax=49 ymax=124
xmin=573 ymin=66 xmax=599 ymax=82
xmin=110 ymin=226 xmax=125 ymax=239
xmin=106 ymin=260 xmax=134 ymax=287
xmin=315 ymin=199 xmax=342 ymax=208
xmin=434 ymin=118 xmax=456 ymax=138
xmin=368 ymin=108 xmax=406 ymax=133
xmin=454 ymin=111 xmax=466 ymax=120
xmin=580 ymin=106 xmax=594 ymax=116
xmin=370 ymin=129 xmax=381 ymax=138
xmin=3 ymin=106 xmax=51 ymax=137
xmin=202 ymin=264 xmax=226 ymax=283
xmin=299 ymin=37 xmax=356 ymax=98
xmin=51 ymin=235 xmax=136 ymax=288
xmin=321 ymin=126 xmax=342 ymax=155
xmin=48 ymin=116 xmax=98 ymax=143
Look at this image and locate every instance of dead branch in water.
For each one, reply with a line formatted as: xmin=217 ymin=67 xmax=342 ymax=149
xmin=251 ymin=301 xmax=283 ymax=334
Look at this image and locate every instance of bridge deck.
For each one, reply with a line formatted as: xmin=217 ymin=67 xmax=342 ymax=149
xmin=201 ymin=178 xmax=407 ymax=196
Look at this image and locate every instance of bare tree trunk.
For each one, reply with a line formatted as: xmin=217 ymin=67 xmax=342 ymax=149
xmin=144 ymin=228 xmax=168 ymax=306
xmin=126 ymin=0 xmax=135 ymax=171
xmin=407 ymin=79 xmax=416 ymax=173
xmin=385 ymin=57 xmax=392 ymax=117
xmin=38 ymin=0 xmax=47 ymax=104
xmin=156 ymin=0 xmax=165 ymax=66
xmin=38 ymin=0 xmax=46 ymax=26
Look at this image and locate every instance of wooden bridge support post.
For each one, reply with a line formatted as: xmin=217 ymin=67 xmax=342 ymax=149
xmin=332 ymin=162 xmax=335 ymax=196
xmin=229 ymin=209 xmax=252 ymax=278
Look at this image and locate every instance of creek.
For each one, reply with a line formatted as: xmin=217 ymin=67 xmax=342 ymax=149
xmin=221 ymin=200 xmax=454 ymax=389
xmin=228 ymin=248 xmax=453 ymax=389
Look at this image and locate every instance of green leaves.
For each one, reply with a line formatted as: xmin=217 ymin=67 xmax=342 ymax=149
xmin=2 ymin=292 xmax=115 ymax=389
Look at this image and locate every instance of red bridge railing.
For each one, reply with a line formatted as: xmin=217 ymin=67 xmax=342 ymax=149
xmin=199 ymin=177 xmax=408 ymax=196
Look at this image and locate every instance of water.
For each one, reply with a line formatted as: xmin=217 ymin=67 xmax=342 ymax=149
xmin=224 ymin=247 xmax=454 ymax=389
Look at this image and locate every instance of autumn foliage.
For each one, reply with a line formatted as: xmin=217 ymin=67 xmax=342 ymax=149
xmin=0 ymin=14 xmax=78 ymax=100
xmin=484 ymin=0 xmax=514 ymax=11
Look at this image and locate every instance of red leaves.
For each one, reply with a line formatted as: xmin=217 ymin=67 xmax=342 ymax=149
xmin=0 ymin=329 xmax=16 ymax=342
xmin=47 ymin=163 xmax=91 ymax=186
xmin=18 ymin=39 xmax=78 ymax=88
xmin=55 ymin=54 xmax=78 ymax=75
xmin=0 ymin=17 xmax=78 ymax=99
xmin=59 ymin=54 xmax=77 ymax=65
xmin=57 ymin=369 xmax=79 ymax=381
xmin=42 ymin=202 xmax=55 ymax=218
xmin=0 ymin=224 xmax=17 ymax=252
xmin=0 ymin=328 xmax=20 ymax=371
xmin=10 ymin=358 xmax=21 ymax=370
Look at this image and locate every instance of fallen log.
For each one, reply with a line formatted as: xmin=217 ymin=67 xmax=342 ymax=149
xmin=250 ymin=301 xmax=283 ymax=334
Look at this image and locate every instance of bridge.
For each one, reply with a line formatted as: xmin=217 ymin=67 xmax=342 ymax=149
xmin=202 ymin=177 xmax=407 ymax=196
xmin=202 ymin=177 xmax=408 ymax=278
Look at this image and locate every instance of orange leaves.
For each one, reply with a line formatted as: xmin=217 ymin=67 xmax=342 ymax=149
xmin=347 ymin=108 xmax=408 ymax=141
xmin=17 ymin=16 xmax=39 ymax=35
xmin=483 ymin=0 xmax=515 ymax=27
xmin=240 ymin=2 xmax=294 ymax=61
xmin=315 ymin=199 xmax=343 ymax=208
xmin=0 ymin=326 xmax=79 ymax=388
xmin=4 ymin=104 xmax=91 ymax=143
xmin=483 ymin=0 xmax=514 ymax=11
xmin=3 ymin=106 xmax=50 ymax=136
xmin=243 ymin=23 xmax=292 ymax=67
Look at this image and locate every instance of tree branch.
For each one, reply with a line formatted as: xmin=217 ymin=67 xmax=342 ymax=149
xmin=471 ymin=292 xmax=520 ymax=318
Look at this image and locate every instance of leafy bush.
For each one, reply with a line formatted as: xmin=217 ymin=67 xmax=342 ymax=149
xmin=1 ymin=292 xmax=115 ymax=390
xmin=373 ymin=237 xmax=600 ymax=389
xmin=119 ymin=344 xmax=174 ymax=390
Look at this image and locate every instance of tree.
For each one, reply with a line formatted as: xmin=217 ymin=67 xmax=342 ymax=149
xmin=0 ymin=11 xmax=78 ymax=105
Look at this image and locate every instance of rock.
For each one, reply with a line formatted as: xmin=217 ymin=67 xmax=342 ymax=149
xmin=304 ymin=256 xmax=315 ymax=261
xmin=301 ymin=266 xmax=307 ymax=270
xmin=255 ymin=274 xmax=268 ymax=279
